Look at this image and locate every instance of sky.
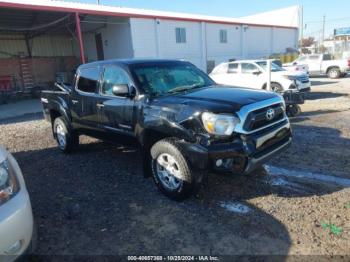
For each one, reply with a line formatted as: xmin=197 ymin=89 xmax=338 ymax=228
xmin=70 ymin=0 xmax=350 ymax=39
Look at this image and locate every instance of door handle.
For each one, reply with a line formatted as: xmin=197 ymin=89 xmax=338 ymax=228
xmin=71 ymin=100 xmax=79 ymax=104
xmin=96 ymin=103 xmax=104 ymax=108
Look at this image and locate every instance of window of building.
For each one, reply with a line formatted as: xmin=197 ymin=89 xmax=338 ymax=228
xmin=101 ymin=66 xmax=130 ymax=96
xmin=220 ymin=30 xmax=228 ymax=43
xmin=77 ymin=67 xmax=100 ymax=93
xmin=175 ymin=28 xmax=187 ymax=43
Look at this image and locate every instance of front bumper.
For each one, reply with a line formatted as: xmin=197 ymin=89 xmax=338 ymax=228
xmin=0 ymin=156 xmax=34 ymax=262
xmin=182 ymin=120 xmax=292 ymax=175
xmin=297 ymin=81 xmax=311 ymax=92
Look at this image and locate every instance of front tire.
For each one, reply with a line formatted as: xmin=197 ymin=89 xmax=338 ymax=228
xmin=271 ymin=83 xmax=284 ymax=93
xmin=150 ymin=138 xmax=196 ymax=200
xmin=327 ymin=67 xmax=341 ymax=79
xmin=53 ymin=117 xmax=78 ymax=153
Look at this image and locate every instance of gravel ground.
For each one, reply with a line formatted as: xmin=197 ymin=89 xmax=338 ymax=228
xmin=0 ymin=77 xmax=349 ymax=258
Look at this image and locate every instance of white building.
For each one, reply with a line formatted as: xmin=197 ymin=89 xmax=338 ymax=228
xmin=79 ymin=5 xmax=300 ymax=72
xmin=0 ymin=0 xmax=299 ymax=93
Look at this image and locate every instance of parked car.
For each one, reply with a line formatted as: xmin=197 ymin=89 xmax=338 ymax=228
xmin=272 ymin=59 xmax=309 ymax=74
xmin=41 ymin=59 xmax=292 ymax=200
xmin=0 ymin=145 xmax=35 ymax=260
xmin=210 ymin=60 xmax=311 ymax=92
xmin=284 ymin=54 xmax=350 ymax=79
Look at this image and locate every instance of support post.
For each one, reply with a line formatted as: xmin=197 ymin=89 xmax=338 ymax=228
xmin=75 ymin=12 xmax=85 ymax=64
xmin=266 ymin=59 xmax=272 ymax=91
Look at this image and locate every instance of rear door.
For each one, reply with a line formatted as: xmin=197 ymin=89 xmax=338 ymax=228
xmin=306 ymin=55 xmax=322 ymax=74
xmin=240 ymin=62 xmax=263 ymax=89
xmin=70 ymin=66 xmax=101 ymax=130
xmin=97 ymin=64 xmax=135 ymax=135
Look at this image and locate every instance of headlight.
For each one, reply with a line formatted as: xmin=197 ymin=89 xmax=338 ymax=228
xmin=283 ymin=75 xmax=297 ymax=81
xmin=201 ymin=112 xmax=240 ymax=136
xmin=0 ymin=159 xmax=20 ymax=206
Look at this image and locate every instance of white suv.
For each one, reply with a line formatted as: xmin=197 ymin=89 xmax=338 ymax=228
xmin=210 ymin=60 xmax=311 ymax=92
xmin=0 ymin=145 xmax=35 ymax=261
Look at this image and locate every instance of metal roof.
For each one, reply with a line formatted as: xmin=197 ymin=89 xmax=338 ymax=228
xmin=0 ymin=0 xmax=298 ymax=29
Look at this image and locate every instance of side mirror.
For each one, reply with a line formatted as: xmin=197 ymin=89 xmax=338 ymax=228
xmin=252 ymin=70 xmax=261 ymax=75
xmin=292 ymin=62 xmax=297 ymax=66
xmin=112 ymin=84 xmax=129 ymax=97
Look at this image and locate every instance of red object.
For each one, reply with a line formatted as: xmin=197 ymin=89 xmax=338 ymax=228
xmin=0 ymin=1 xmax=297 ymax=30
xmin=75 ymin=12 xmax=86 ymax=64
xmin=347 ymin=59 xmax=350 ymax=67
xmin=0 ymin=76 xmax=11 ymax=92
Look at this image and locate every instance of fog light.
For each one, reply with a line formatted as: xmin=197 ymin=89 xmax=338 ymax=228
xmin=4 ymin=240 xmax=22 ymax=255
xmin=216 ymin=159 xmax=223 ymax=167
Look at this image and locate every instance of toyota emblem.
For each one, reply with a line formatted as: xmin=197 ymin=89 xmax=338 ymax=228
xmin=266 ymin=108 xmax=275 ymax=120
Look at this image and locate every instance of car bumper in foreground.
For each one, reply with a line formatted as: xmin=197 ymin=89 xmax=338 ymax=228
xmin=182 ymin=120 xmax=292 ymax=175
xmin=0 ymin=157 xmax=34 ymax=262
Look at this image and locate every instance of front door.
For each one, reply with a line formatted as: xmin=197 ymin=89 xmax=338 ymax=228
xmin=95 ymin=33 xmax=104 ymax=61
xmin=240 ymin=62 xmax=263 ymax=89
xmin=97 ymin=65 xmax=135 ymax=135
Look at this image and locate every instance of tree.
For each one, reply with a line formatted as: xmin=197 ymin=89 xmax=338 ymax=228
xmin=299 ymin=37 xmax=315 ymax=48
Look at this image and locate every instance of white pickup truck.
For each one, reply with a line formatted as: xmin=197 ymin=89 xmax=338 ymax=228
xmin=284 ymin=54 xmax=350 ymax=79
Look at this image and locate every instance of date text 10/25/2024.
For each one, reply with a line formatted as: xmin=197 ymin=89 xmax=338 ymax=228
xmin=127 ymin=256 xmax=219 ymax=261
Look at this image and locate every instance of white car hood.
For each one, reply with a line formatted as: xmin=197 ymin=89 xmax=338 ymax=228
xmin=273 ymin=70 xmax=306 ymax=77
xmin=0 ymin=145 xmax=8 ymax=163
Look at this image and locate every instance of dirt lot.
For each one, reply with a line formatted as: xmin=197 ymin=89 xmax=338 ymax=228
xmin=0 ymin=77 xmax=349 ymax=259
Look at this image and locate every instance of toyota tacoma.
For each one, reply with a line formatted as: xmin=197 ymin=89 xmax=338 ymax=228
xmin=41 ymin=59 xmax=292 ymax=200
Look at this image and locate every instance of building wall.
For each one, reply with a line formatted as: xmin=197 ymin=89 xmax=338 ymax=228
xmin=0 ymin=34 xmax=75 ymax=58
xmin=159 ymin=19 xmax=203 ymax=68
xmin=82 ymin=20 xmax=134 ymax=62
xmin=129 ymin=18 xmax=158 ymax=58
xmin=206 ymin=23 xmax=242 ymax=65
xmin=0 ymin=57 xmax=78 ymax=90
xmin=245 ymin=26 xmax=272 ymax=58
xmin=130 ymin=18 xmax=298 ymax=72
xmin=273 ymin=28 xmax=298 ymax=53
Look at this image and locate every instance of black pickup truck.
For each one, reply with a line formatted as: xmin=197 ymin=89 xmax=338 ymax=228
xmin=41 ymin=59 xmax=292 ymax=200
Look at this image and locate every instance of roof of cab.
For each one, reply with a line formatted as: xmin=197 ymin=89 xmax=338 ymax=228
xmin=78 ymin=59 xmax=190 ymax=69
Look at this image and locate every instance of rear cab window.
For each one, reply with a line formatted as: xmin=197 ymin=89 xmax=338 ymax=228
xmin=308 ymin=55 xmax=320 ymax=60
xmin=76 ymin=67 xmax=100 ymax=94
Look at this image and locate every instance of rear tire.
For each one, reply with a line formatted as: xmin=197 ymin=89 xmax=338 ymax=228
xmin=53 ymin=117 xmax=79 ymax=153
xmin=327 ymin=67 xmax=341 ymax=79
xmin=150 ymin=138 xmax=196 ymax=201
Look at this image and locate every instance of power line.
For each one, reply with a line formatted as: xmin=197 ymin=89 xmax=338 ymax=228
xmin=305 ymin=16 xmax=350 ymax=24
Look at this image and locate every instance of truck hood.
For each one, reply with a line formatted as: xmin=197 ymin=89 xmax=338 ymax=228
xmin=153 ymin=86 xmax=281 ymax=112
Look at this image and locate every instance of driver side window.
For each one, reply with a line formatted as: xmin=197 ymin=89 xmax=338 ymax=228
xmin=241 ymin=63 xmax=258 ymax=74
xmin=102 ymin=66 xmax=130 ymax=96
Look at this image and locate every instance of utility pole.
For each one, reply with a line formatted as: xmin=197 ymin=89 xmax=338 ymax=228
xmin=97 ymin=0 xmax=100 ymax=4
xmin=300 ymin=5 xmax=303 ymax=52
xmin=322 ymin=14 xmax=326 ymax=52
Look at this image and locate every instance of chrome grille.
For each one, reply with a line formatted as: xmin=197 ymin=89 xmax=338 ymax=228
xmin=243 ymin=103 xmax=285 ymax=132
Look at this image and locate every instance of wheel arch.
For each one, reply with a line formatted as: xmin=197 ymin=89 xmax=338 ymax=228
xmin=326 ymin=66 xmax=340 ymax=74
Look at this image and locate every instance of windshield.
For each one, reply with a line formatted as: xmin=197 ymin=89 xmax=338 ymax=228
xmin=130 ymin=63 xmax=214 ymax=96
xmin=256 ymin=61 xmax=285 ymax=72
